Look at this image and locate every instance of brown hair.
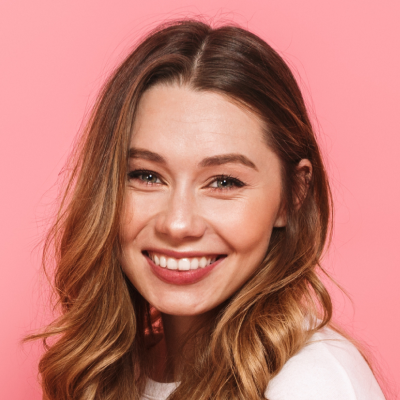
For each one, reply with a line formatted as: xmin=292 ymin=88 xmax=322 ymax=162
xmin=32 ymin=19 xmax=335 ymax=399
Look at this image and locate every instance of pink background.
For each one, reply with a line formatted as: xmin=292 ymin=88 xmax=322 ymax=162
xmin=1 ymin=1 xmax=399 ymax=398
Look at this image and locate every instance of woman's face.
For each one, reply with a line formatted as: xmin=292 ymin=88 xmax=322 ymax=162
xmin=120 ymin=84 xmax=285 ymax=316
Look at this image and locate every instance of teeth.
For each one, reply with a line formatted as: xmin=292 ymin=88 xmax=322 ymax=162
xmin=190 ymin=258 xmax=199 ymax=270
xmin=178 ymin=258 xmax=191 ymax=271
xmin=148 ymin=252 xmax=218 ymax=271
xmin=167 ymin=258 xmax=178 ymax=270
xmin=160 ymin=256 xmax=167 ymax=268
xmin=199 ymin=257 xmax=207 ymax=268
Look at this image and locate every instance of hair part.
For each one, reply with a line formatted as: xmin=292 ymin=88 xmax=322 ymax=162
xmin=29 ymin=19 xmax=336 ymax=400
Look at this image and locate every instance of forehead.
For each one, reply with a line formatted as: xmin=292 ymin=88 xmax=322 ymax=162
xmin=130 ymin=84 xmax=271 ymax=163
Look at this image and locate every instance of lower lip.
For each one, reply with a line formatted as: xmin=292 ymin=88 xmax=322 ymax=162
xmin=146 ymin=255 xmax=225 ymax=285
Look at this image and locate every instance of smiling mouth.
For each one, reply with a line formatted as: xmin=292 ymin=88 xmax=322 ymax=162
xmin=143 ymin=251 xmax=226 ymax=271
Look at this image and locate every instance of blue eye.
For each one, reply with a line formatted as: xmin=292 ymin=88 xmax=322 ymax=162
xmin=209 ymin=175 xmax=245 ymax=190
xmin=128 ymin=170 xmax=162 ymax=184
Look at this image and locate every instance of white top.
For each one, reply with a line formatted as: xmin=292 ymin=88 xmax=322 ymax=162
xmin=141 ymin=326 xmax=385 ymax=400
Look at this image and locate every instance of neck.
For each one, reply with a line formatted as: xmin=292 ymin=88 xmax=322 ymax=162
xmin=154 ymin=312 xmax=214 ymax=382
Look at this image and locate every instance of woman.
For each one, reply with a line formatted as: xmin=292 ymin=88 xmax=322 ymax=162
xmin=33 ymin=20 xmax=386 ymax=399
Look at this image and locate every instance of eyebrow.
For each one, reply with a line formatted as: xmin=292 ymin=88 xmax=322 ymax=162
xmin=129 ymin=148 xmax=166 ymax=163
xmin=129 ymin=148 xmax=258 ymax=171
xmin=199 ymin=154 xmax=258 ymax=170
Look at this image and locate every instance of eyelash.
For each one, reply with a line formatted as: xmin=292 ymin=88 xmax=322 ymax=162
xmin=127 ymin=169 xmax=245 ymax=190
xmin=127 ymin=169 xmax=163 ymax=186
xmin=208 ymin=174 xmax=245 ymax=190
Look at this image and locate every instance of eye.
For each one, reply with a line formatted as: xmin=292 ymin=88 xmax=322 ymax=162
xmin=208 ymin=175 xmax=245 ymax=190
xmin=127 ymin=169 xmax=162 ymax=185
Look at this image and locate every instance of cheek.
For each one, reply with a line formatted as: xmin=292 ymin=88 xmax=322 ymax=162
xmin=119 ymin=198 xmax=135 ymax=244
xmin=119 ymin=195 xmax=152 ymax=286
xmin=204 ymin=193 xmax=280 ymax=256
xmin=119 ymin=192 xmax=159 ymax=244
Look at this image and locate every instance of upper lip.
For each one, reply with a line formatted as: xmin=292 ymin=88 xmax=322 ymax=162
xmin=143 ymin=248 xmax=225 ymax=259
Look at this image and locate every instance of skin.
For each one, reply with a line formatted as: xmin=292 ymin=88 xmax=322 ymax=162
xmin=119 ymin=84 xmax=310 ymax=380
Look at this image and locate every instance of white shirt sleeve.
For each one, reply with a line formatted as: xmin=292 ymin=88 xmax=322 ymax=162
xmin=141 ymin=327 xmax=385 ymax=400
xmin=265 ymin=327 xmax=385 ymax=400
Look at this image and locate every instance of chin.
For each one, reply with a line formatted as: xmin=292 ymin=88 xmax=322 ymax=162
xmin=152 ymin=298 xmax=216 ymax=317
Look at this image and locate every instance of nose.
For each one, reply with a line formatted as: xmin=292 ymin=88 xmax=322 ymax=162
xmin=155 ymin=186 xmax=206 ymax=241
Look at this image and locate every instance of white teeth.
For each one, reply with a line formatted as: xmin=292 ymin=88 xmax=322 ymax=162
xmin=148 ymin=252 xmax=220 ymax=271
xmin=190 ymin=258 xmax=199 ymax=270
xmin=199 ymin=257 xmax=207 ymax=268
xmin=160 ymin=256 xmax=167 ymax=268
xmin=178 ymin=258 xmax=191 ymax=271
xmin=167 ymin=258 xmax=178 ymax=270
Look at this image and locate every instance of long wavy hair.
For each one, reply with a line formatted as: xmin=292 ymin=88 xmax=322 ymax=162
xmin=31 ymin=19 xmax=336 ymax=399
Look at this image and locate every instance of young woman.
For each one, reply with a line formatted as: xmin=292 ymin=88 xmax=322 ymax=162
xmin=33 ymin=20 xmax=386 ymax=399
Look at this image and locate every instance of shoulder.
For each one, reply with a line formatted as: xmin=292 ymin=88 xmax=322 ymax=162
xmin=265 ymin=326 xmax=385 ymax=400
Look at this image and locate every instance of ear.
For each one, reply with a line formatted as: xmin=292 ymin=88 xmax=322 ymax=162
xmin=273 ymin=159 xmax=312 ymax=228
xmin=294 ymin=159 xmax=312 ymax=209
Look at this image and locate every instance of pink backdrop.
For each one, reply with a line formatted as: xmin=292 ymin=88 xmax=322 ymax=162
xmin=1 ymin=1 xmax=399 ymax=398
